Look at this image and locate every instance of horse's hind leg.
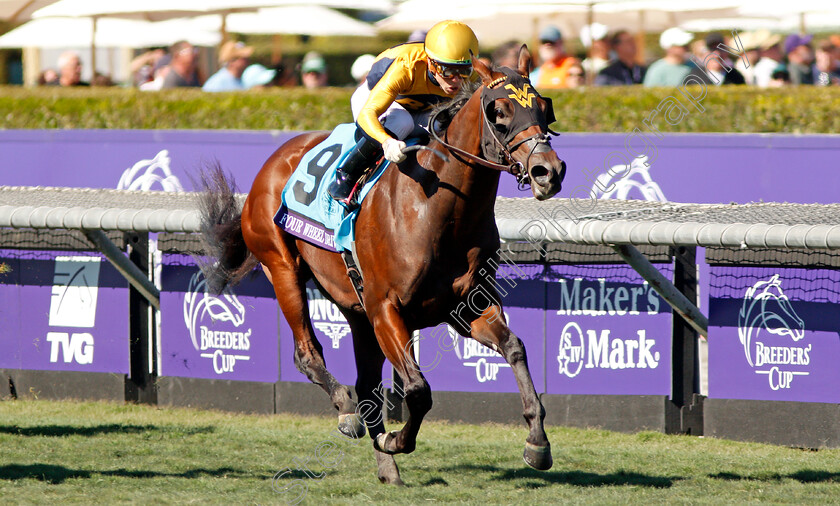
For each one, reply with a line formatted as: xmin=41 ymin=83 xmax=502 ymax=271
xmin=267 ymin=264 xmax=363 ymax=438
xmin=366 ymin=301 xmax=432 ymax=457
xmin=347 ymin=313 xmax=403 ymax=486
xmin=462 ymin=303 xmax=552 ymax=471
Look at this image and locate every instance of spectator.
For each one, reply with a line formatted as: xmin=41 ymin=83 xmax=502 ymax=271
xmin=130 ymin=48 xmax=166 ymax=87
xmin=241 ymin=63 xmax=277 ymax=89
xmin=566 ymin=61 xmax=585 ymax=88
xmin=140 ymin=64 xmax=169 ymax=91
xmin=161 ymin=41 xmax=201 ymax=89
xmin=491 ymin=40 xmax=522 ymax=70
xmin=37 ymin=69 xmax=58 ymax=86
xmin=830 ymin=35 xmax=840 ymax=65
xmin=351 ymin=54 xmax=376 ymax=85
xmin=301 ymin=51 xmax=328 ymax=88
xmin=643 ymin=27 xmax=693 ymax=87
xmin=203 ymin=40 xmax=254 ymax=92
xmin=580 ymin=23 xmax=610 ymax=77
xmin=785 ymin=34 xmax=814 ymax=85
xmin=56 ymin=51 xmax=88 ymax=87
xmin=813 ymin=41 xmax=840 ymax=86
xmin=595 ymin=29 xmax=646 ymax=86
xmin=530 ymin=25 xmax=579 ymax=89
xmin=734 ymin=30 xmax=769 ymax=85
xmin=768 ymin=63 xmax=790 ymax=87
xmin=753 ymin=33 xmax=784 ymax=87
xmin=91 ymin=73 xmax=114 ymax=87
xmin=697 ymin=32 xmax=745 ymax=85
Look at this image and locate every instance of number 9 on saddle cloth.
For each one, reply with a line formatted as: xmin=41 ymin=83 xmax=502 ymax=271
xmin=273 ymin=123 xmax=424 ymax=254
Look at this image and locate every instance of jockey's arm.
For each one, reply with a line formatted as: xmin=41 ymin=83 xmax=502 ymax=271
xmin=356 ymin=63 xmax=413 ymax=146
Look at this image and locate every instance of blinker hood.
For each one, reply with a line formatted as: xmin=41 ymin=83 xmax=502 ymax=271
xmin=480 ymin=68 xmax=556 ymax=162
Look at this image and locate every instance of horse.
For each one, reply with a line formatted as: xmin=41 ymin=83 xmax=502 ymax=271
xmin=198 ymin=46 xmax=566 ymax=485
xmin=738 ymin=274 xmax=806 ymax=367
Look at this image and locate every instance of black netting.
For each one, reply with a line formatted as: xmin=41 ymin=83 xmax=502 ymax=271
xmin=706 ymin=247 xmax=840 ymax=269
xmin=157 ymin=233 xmax=204 ymax=254
xmin=0 ymin=228 xmax=125 ymax=251
xmin=709 ymin=266 xmax=840 ymax=304
xmin=502 ymin=241 xmax=672 ymax=264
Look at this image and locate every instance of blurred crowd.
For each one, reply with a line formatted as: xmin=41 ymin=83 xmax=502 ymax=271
xmin=521 ymin=24 xmax=840 ymax=89
xmin=36 ymin=40 xmax=327 ymax=91
xmin=34 ymin=25 xmax=840 ymax=91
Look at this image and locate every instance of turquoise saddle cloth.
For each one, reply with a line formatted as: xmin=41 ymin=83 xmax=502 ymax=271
xmin=273 ymin=123 xmax=400 ymax=252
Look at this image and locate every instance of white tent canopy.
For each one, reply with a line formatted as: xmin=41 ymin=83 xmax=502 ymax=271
xmin=189 ymin=5 xmax=376 ymax=37
xmin=31 ymin=0 xmax=393 ymax=20
xmin=0 ymin=16 xmax=220 ymax=48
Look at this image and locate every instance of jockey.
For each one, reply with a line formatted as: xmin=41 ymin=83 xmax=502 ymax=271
xmin=328 ymin=20 xmax=479 ymax=201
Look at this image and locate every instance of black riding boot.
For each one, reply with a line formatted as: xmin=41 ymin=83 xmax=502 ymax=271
xmin=328 ymin=137 xmax=382 ymax=201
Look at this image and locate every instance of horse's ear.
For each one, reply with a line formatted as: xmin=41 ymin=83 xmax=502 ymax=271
xmin=471 ymin=51 xmax=493 ymax=85
xmin=518 ymin=44 xmax=532 ymax=77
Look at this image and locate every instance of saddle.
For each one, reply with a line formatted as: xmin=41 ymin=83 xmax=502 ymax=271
xmin=274 ymin=124 xmax=422 ymax=308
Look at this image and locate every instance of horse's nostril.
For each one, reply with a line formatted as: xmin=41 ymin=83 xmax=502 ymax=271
xmin=530 ymin=165 xmax=550 ymax=182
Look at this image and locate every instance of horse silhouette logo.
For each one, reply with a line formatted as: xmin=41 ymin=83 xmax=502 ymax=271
xmin=591 ymin=155 xmax=667 ymax=202
xmin=183 ymin=271 xmax=246 ymax=351
xmin=738 ymin=275 xmax=805 ymax=367
xmin=118 ymin=149 xmax=184 ymax=192
xmin=314 ymin=322 xmax=352 ymax=349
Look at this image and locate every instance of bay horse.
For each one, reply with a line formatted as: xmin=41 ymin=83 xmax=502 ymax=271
xmin=199 ymin=47 xmax=565 ymax=485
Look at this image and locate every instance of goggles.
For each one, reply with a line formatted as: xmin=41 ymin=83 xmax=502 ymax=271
xmin=432 ymin=59 xmax=472 ymax=79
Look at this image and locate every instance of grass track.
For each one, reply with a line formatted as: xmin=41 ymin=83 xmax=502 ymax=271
xmin=1 ymin=399 xmax=839 ymax=504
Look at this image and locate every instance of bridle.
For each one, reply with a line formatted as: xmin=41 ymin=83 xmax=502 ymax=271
xmin=429 ymin=68 xmax=558 ymax=189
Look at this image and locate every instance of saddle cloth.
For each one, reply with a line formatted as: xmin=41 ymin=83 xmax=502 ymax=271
xmin=273 ymin=123 xmax=393 ymax=252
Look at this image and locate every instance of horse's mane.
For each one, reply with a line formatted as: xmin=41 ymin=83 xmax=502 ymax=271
xmin=431 ymin=78 xmax=481 ymax=131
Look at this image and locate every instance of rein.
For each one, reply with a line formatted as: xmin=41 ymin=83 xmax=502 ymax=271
xmin=428 ymin=72 xmax=556 ymax=188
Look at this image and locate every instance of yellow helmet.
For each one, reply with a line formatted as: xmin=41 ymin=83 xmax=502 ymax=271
xmin=424 ymin=20 xmax=479 ymax=65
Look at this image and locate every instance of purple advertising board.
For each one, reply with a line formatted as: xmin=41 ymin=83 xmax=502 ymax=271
xmin=0 ymin=130 xmax=295 ymax=191
xmin=279 ymin=281 xmax=390 ymax=387
xmin=159 ymin=254 xmax=278 ymax=383
xmin=545 ymin=263 xmax=673 ymax=396
xmin=415 ymin=264 xmax=546 ymax=394
xmin=4 ymin=130 xmax=840 ymax=204
xmin=708 ymin=266 xmax=840 ymax=403
xmin=0 ymin=249 xmax=129 ymax=374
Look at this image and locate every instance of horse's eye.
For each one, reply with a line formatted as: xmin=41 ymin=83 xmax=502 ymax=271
xmin=494 ymin=108 xmax=505 ymax=119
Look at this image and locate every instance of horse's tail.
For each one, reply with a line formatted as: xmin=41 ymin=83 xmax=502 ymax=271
xmin=197 ymin=163 xmax=258 ymax=294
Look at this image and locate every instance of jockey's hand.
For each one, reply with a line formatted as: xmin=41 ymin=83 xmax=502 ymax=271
xmin=383 ymin=138 xmax=407 ymax=164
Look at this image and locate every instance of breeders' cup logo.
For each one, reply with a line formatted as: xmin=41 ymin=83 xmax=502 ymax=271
xmin=183 ymin=271 xmax=251 ymax=374
xmin=591 ymin=155 xmax=667 ymax=202
xmin=556 ymin=323 xmax=660 ymax=379
xmin=117 ymin=150 xmax=184 ymax=192
xmin=444 ymin=312 xmax=512 ymax=383
xmin=307 ymin=287 xmax=350 ymax=349
xmin=738 ymin=275 xmax=809 ymax=390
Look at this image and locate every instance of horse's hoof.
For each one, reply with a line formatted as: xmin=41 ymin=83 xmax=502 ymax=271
xmin=523 ymin=442 xmax=553 ymax=471
xmin=372 ymin=431 xmax=399 ymax=454
xmin=379 ymin=474 xmax=406 ymax=486
xmin=375 ymin=450 xmax=404 ymax=486
xmin=338 ymin=413 xmax=365 ymax=439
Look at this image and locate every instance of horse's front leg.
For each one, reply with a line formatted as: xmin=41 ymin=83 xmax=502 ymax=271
xmin=465 ymin=304 xmax=552 ymax=470
xmin=367 ymin=301 xmax=432 ymax=456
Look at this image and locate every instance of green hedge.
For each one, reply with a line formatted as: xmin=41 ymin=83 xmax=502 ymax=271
xmin=1 ymin=86 xmax=838 ymax=133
